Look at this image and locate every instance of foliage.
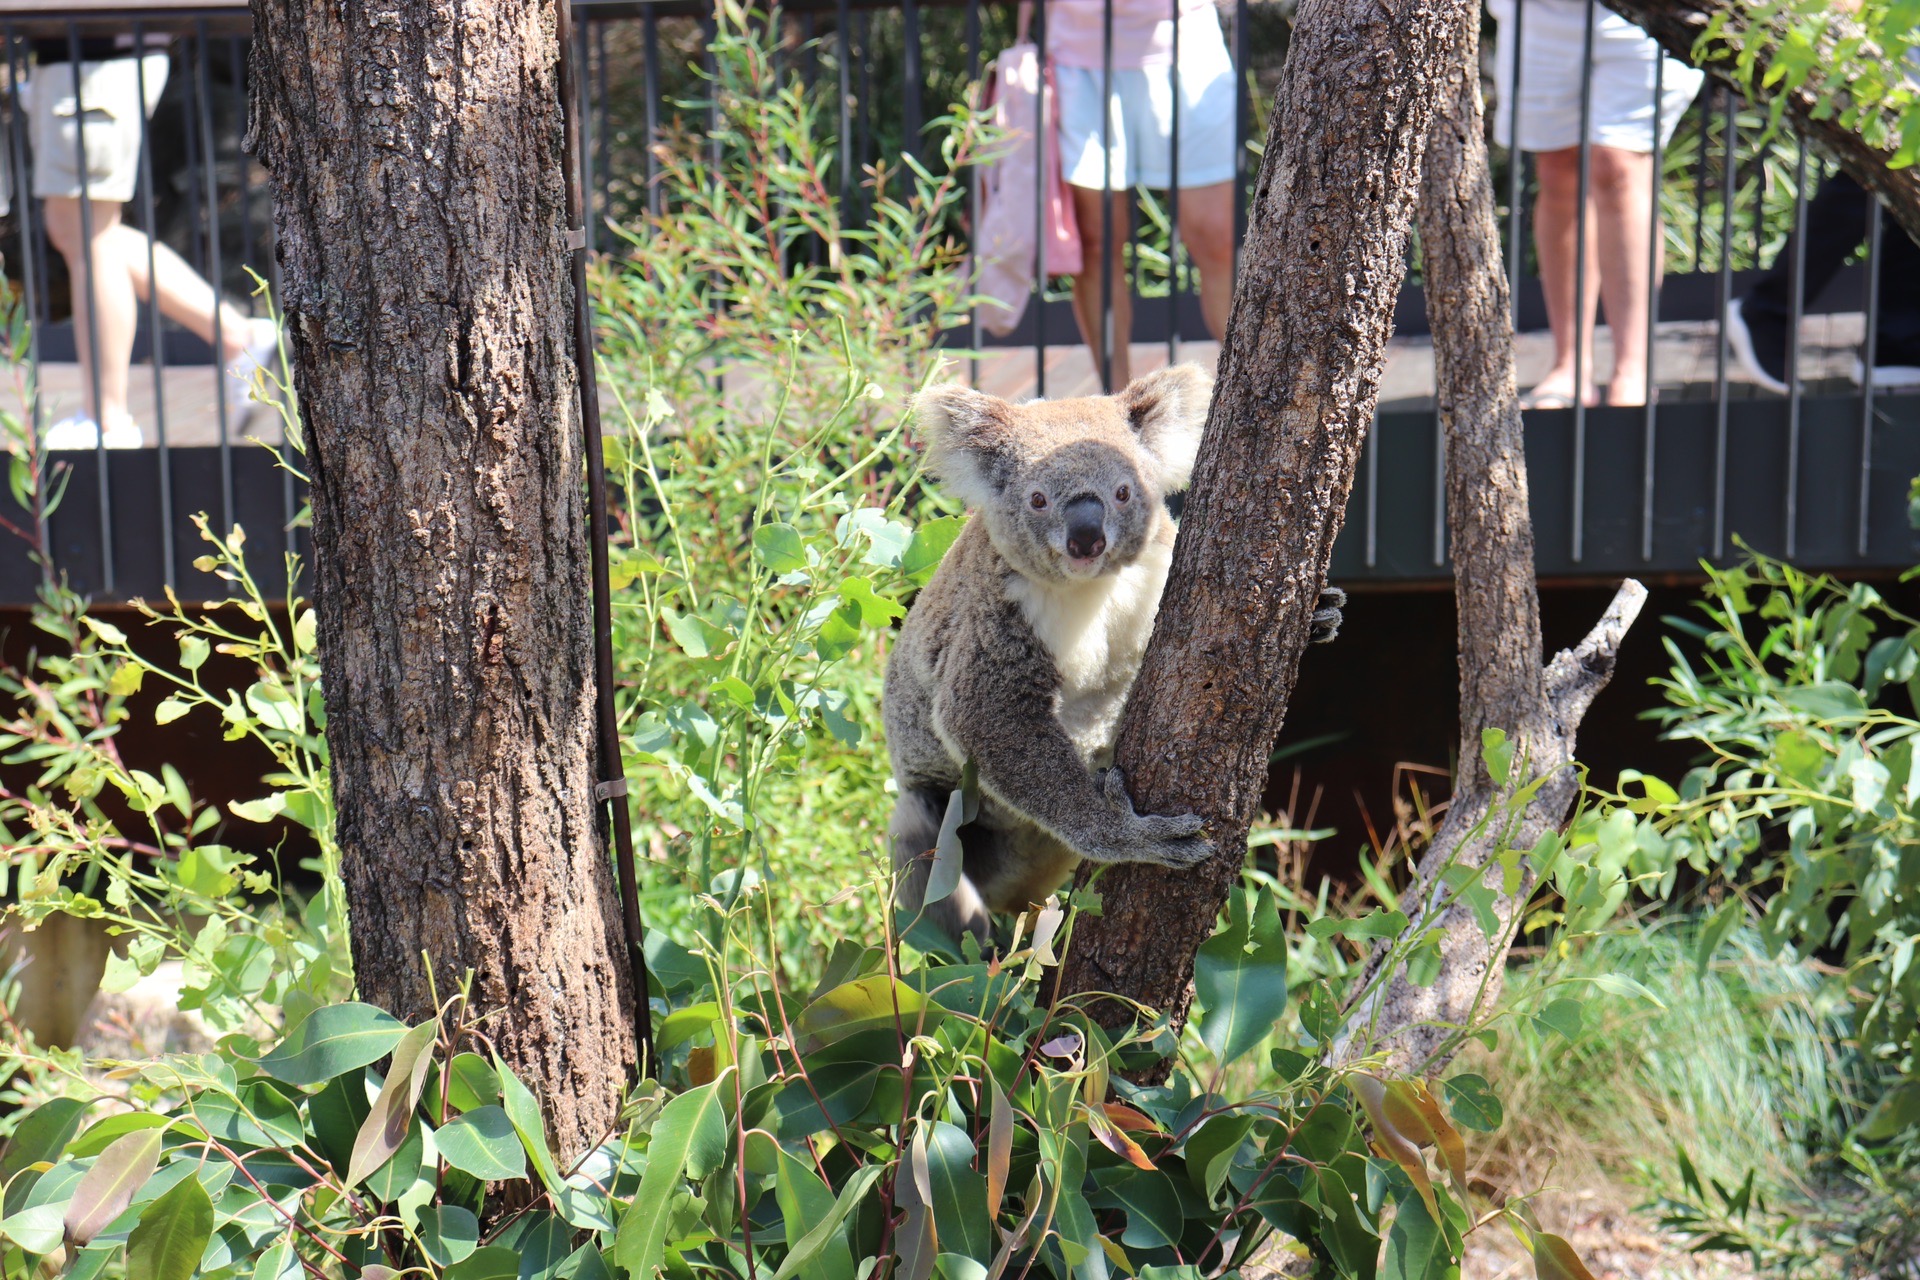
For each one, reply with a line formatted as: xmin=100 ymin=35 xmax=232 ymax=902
xmin=1692 ymin=0 xmax=1920 ymax=169
xmin=592 ymin=0 xmax=988 ymax=968
xmin=0 ymin=863 xmax=1599 ymax=1280
xmin=1580 ymin=552 xmax=1920 ymax=1272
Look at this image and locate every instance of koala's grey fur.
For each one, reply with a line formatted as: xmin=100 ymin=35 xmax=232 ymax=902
xmin=883 ymin=366 xmax=1215 ymax=946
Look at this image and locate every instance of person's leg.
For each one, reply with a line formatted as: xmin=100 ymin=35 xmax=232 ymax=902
xmin=110 ymin=224 xmax=270 ymax=361
xmin=43 ymin=196 xmax=138 ymax=430
xmin=1068 ymin=183 xmax=1134 ymax=390
xmin=1588 ymin=145 xmax=1657 ymax=406
xmin=1527 ymin=146 xmax=1599 ymax=407
xmin=1174 ymin=181 xmax=1235 ymax=342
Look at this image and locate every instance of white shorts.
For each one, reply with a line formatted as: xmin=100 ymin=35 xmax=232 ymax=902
xmin=1488 ymin=0 xmax=1703 ymax=154
xmin=25 ymin=54 xmax=170 ymax=203
xmin=1054 ymin=35 xmax=1236 ymax=190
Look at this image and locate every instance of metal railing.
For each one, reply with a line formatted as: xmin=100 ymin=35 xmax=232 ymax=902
xmin=0 ymin=1 xmax=1914 ymax=605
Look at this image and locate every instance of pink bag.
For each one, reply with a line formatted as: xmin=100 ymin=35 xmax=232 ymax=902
xmin=973 ymin=44 xmax=1083 ymax=337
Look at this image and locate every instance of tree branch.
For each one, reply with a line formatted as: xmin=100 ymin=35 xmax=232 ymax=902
xmin=1601 ymin=0 xmax=1920 ymax=245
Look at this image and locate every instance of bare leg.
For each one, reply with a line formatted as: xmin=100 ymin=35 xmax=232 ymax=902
xmin=110 ymin=224 xmax=268 ymax=362
xmin=43 ymin=197 xmax=138 ymax=430
xmin=1068 ymin=183 xmax=1134 ymax=391
xmin=1589 ymin=145 xmax=1659 ymax=406
xmin=1527 ymin=147 xmax=1600 ymax=408
xmin=1174 ymin=180 xmax=1236 ymax=342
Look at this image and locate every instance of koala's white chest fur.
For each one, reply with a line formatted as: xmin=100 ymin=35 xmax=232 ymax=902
xmin=1007 ymin=537 xmax=1173 ymax=765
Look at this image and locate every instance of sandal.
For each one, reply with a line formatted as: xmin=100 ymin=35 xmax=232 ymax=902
xmin=1517 ymin=386 xmax=1592 ymax=411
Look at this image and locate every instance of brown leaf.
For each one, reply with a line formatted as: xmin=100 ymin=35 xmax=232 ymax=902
xmin=1533 ymin=1232 xmax=1601 ymax=1280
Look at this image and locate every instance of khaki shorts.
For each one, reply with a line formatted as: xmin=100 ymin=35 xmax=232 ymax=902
xmin=23 ymin=54 xmax=170 ymax=203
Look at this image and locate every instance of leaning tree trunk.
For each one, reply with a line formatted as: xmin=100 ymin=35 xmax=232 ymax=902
xmin=1054 ymin=0 xmax=1476 ymax=1029
xmin=1602 ymin=0 xmax=1920 ymax=246
xmin=1329 ymin=7 xmax=1644 ymax=1073
xmin=248 ymin=0 xmax=636 ymax=1159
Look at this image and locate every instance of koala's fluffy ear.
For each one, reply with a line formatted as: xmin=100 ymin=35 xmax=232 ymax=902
xmin=1122 ymin=365 xmax=1212 ymax=493
xmin=913 ymin=385 xmax=1016 ymax=510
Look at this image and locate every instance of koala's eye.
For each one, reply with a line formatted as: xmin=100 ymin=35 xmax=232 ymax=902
xmin=1115 ymin=485 xmax=1131 ymax=504
xmin=1030 ymin=491 xmax=1048 ymax=510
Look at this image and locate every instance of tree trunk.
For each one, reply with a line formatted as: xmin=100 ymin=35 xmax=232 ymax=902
xmin=248 ymin=0 xmax=636 ymax=1159
xmin=1329 ymin=7 xmax=1644 ymax=1073
xmin=1054 ymin=0 xmax=1476 ymax=1029
xmin=1602 ymin=0 xmax=1920 ymax=246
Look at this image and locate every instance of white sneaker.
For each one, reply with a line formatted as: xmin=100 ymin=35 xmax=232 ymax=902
xmin=1851 ymin=356 xmax=1920 ymax=390
xmin=43 ymin=416 xmax=144 ymax=450
xmin=224 ymin=320 xmax=280 ymax=429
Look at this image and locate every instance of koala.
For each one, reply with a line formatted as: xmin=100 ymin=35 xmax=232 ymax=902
xmin=883 ymin=365 xmax=1344 ymax=947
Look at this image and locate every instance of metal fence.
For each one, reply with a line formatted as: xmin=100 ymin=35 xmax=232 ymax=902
xmin=1 ymin=0 xmax=1915 ymax=605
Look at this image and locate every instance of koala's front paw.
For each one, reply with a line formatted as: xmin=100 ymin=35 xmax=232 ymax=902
xmin=1096 ymin=768 xmax=1213 ymax=870
xmin=1310 ymin=586 xmax=1346 ymax=645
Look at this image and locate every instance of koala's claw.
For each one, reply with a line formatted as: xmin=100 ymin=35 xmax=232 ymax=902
xmin=1310 ymin=586 xmax=1346 ymax=645
xmin=1096 ymin=768 xmax=1214 ymax=869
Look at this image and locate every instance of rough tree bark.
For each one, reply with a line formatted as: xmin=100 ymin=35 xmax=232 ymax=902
xmin=1603 ymin=0 xmax=1920 ymax=245
xmin=1330 ymin=8 xmax=1645 ymax=1073
xmin=1054 ymin=0 xmax=1476 ymax=1027
xmin=248 ymin=0 xmax=636 ymax=1158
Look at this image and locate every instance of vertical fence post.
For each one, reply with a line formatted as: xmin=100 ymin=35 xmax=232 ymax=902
xmin=134 ymin=22 xmax=177 ymax=588
xmin=1711 ymin=85 xmax=1735 ymax=558
xmin=1783 ymin=135 xmax=1807 ymax=559
xmin=192 ymin=19 xmax=235 ymax=550
xmin=1569 ymin=0 xmax=1595 ymax=564
xmin=1856 ymin=200 xmax=1883 ymax=558
xmin=66 ymin=21 xmax=117 ymax=595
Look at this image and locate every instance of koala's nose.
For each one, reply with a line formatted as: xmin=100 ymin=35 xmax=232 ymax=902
xmin=1063 ymin=496 xmax=1106 ymax=559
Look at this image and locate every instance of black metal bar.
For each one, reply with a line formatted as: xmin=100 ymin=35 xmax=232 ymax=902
xmin=1570 ymin=0 xmax=1595 ymax=563
xmin=595 ymin=19 xmax=611 ymax=230
xmin=1506 ymin=0 xmax=1525 ymax=330
xmin=195 ymin=20 xmax=236 ymax=546
xmin=556 ymin=1 xmax=655 ymax=1074
xmin=1783 ymin=135 xmax=1807 ymax=558
xmin=965 ymin=0 xmax=980 ymax=387
xmin=1640 ymin=47 xmax=1661 ymax=563
xmin=576 ymin=18 xmax=596 ymax=258
xmin=67 ymin=20 xmax=118 ymax=596
xmin=836 ymin=0 xmax=851 ymax=217
xmin=1167 ymin=0 xmax=1180 ymax=363
xmin=1363 ymin=416 xmax=1377 ymax=568
xmin=1100 ymin=0 xmax=1114 ymax=392
xmin=1231 ymin=0 xmax=1247 ymax=275
xmin=902 ymin=0 xmax=921 ymax=162
xmin=1711 ymin=85 xmax=1734 ymax=556
xmin=230 ymin=35 xmax=254 ymax=289
xmin=1857 ymin=199 xmax=1883 ymax=557
xmin=853 ymin=10 xmax=870 ymax=225
xmin=644 ymin=4 xmax=662 ymax=218
xmin=6 ymin=31 xmax=46 ymax=462
xmin=135 ymin=23 xmax=178 ymax=588
xmin=1033 ymin=0 xmax=1047 ymax=398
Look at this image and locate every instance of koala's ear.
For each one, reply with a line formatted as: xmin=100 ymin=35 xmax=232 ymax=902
xmin=913 ymin=384 xmax=1016 ymax=510
xmin=1121 ymin=365 xmax=1213 ymax=493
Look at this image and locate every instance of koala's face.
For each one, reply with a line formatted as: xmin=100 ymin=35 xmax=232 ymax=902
xmin=1003 ymin=439 xmax=1154 ymax=582
xmin=913 ymin=365 xmax=1213 ymax=586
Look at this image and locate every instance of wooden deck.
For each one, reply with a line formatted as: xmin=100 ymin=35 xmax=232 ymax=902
xmin=14 ymin=308 xmax=1879 ymax=450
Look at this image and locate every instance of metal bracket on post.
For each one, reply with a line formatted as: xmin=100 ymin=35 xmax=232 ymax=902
xmin=557 ymin=1 xmax=655 ymax=1076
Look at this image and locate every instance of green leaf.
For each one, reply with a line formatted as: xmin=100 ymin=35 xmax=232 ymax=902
xmin=925 ymin=1122 xmax=993 ymax=1264
xmin=1585 ymin=973 xmax=1667 ymax=1009
xmin=1857 ymin=1077 xmax=1920 ymax=1141
xmin=308 ymin=1068 xmax=372 ymax=1180
xmin=125 ymin=1173 xmax=214 ymax=1280
xmin=437 ymin=1107 xmax=528 ymax=1182
xmin=1440 ymin=1074 xmax=1503 ymax=1133
xmin=0 ymin=1204 xmax=63 ymax=1255
xmin=1480 ymin=728 xmax=1513 ymax=787
xmin=1382 ymin=1194 xmax=1454 ymax=1280
xmin=1532 ymin=1232 xmax=1598 ymax=1280
xmin=1093 ymin=1168 xmax=1183 ymax=1250
xmin=63 ymin=1113 xmax=172 ymax=1161
xmin=837 ymin=577 xmax=906 ymax=626
xmin=2 ymin=1097 xmax=89 ymax=1209
xmin=1306 ymin=908 xmax=1409 ymax=942
xmin=498 ymin=1062 xmax=564 ymax=1191
xmin=753 ymin=523 xmax=809 ymax=575
xmin=446 ymin=1246 xmax=524 ymax=1280
xmin=1195 ymin=887 xmax=1288 ymax=1066
xmin=421 ymin=1207 xmax=480 ymax=1267
xmin=772 ymin=1146 xmax=853 ymax=1280
xmin=63 ymin=1127 xmax=164 ymax=1245
xmin=1782 ymin=682 xmax=1868 ymax=719
xmin=254 ymin=1003 xmax=407 ymax=1086
xmin=664 ymin=608 xmax=733 ymax=660
xmin=614 ymin=1076 xmax=731 ymax=1279
xmin=795 ymin=975 xmax=937 ymax=1050
xmin=1181 ymin=1113 xmax=1254 ymax=1203
xmin=768 ymin=1165 xmax=886 ymax=1280
xmin=1534 ymin=998 xmax=1584 ymax=1041
xmin=445 ymin=1053 xmax=503 ymax=1113
xmin=348 ymin=1018 xmax=439 ymax=1186
xmin=252 ymin=1240 xmax=300 ymax=1280
xmin=902 ymin=517 xmax=966 ymax=586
